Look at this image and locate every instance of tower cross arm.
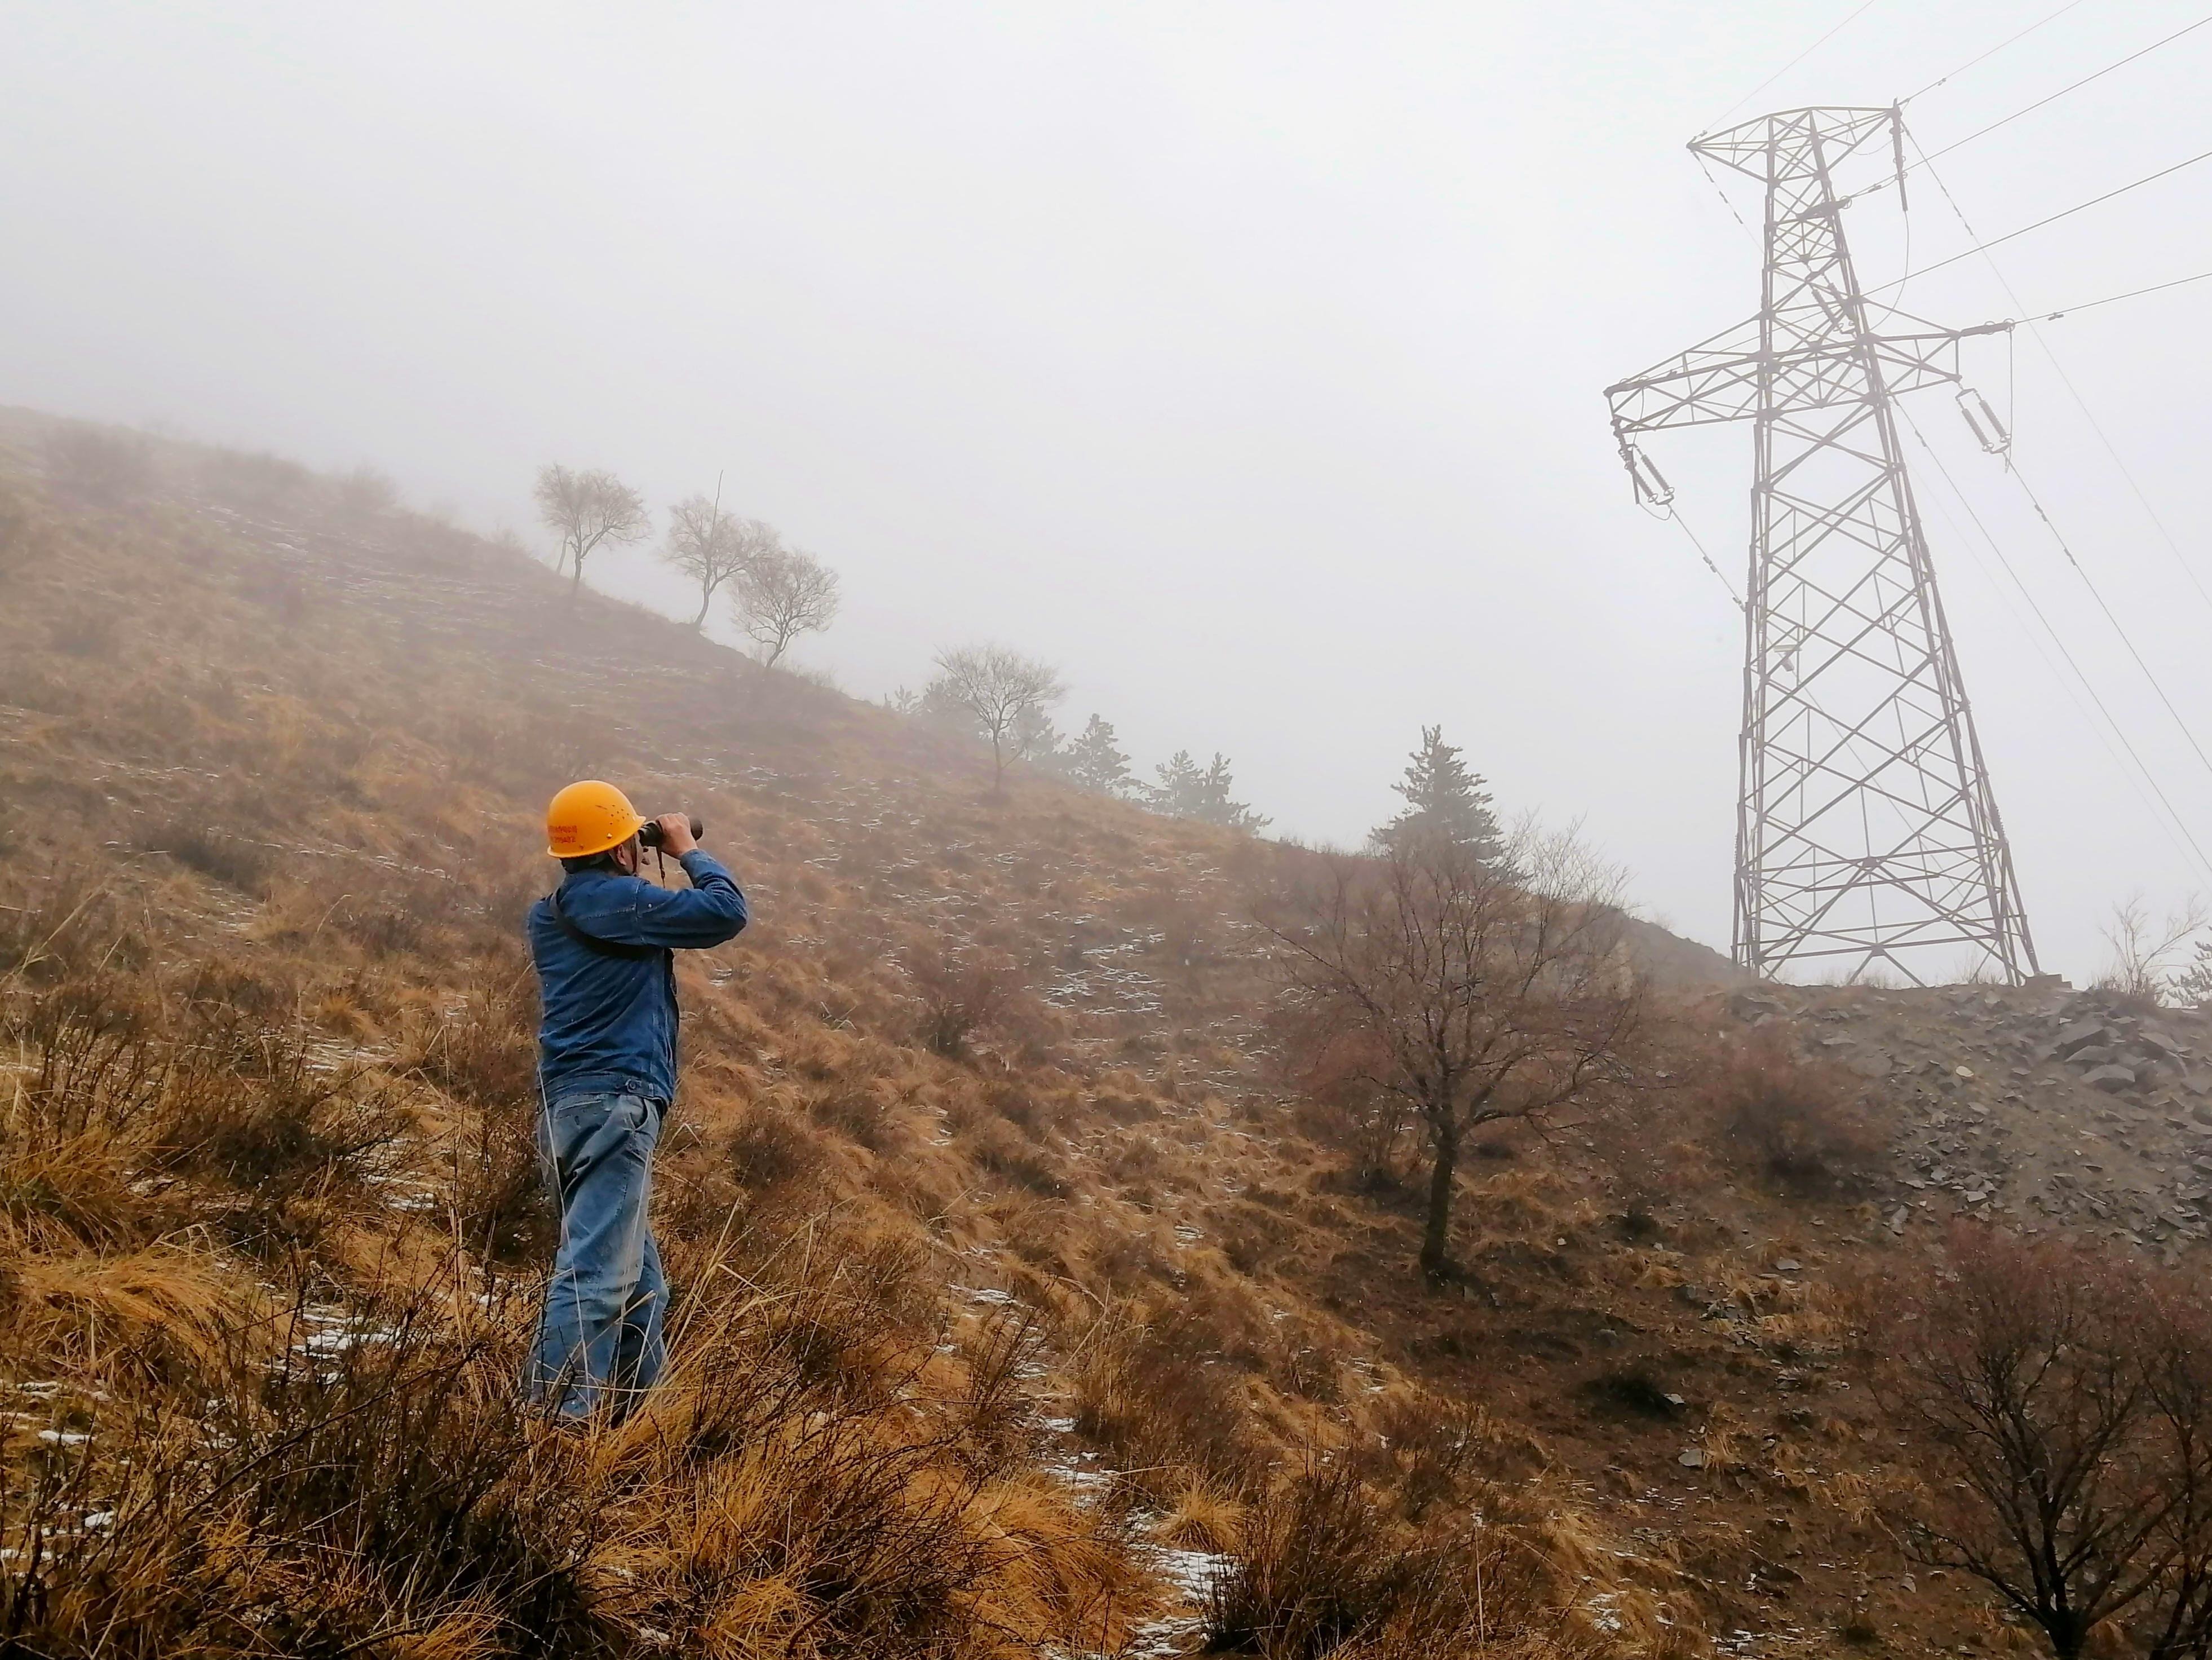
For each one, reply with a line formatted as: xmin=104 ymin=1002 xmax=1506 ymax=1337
xmin=1605 ymin=319 xmax=2012 ymax=436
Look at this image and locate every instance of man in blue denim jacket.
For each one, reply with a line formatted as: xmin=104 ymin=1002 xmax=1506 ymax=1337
xmin=524 ymin=779 xmax=747 ymax=1421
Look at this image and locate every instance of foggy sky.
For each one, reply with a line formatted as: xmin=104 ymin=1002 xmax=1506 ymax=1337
xmin=6 ymin=1 xmax=2211 ymax=983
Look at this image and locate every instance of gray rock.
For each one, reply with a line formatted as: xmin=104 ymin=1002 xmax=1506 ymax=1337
xmin=1679 ymin=1447 xmax=1706 ymax=1468
xmin=1849 ymin=1051 xmax=1894 ymax=1079
xmin=2084 ymin=1065 xmax=2139 ymax=1093
xmin=2056 ymin=1019 xmax=2110 ymax=1058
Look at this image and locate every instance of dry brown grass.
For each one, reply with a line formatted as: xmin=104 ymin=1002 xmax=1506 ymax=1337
xmin=0 ymin=420 xmax=1999 ymax=1658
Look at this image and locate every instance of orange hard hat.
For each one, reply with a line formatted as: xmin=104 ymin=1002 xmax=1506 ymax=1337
xmin=545 ymin=780 xmax=645 ymax=859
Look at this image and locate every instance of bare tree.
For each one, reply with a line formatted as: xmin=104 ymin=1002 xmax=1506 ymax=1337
xmin=2137 ymin=1290 xmax=2212 ymax=1660
xmin=532 ymin=464 xmax=649 ymax=595
xmin=663 ymin=484 xmax=780 ymax=627
xmin=1883 ymin=1228 xmax=2212 ymax=1660
xmin=924 ymin=644 xmax=1067 ymax=794
xmin=1263 ymin=820 xmax=1640 ymax=1277
xmin=734 ymin=547 xmax=840 ymax=667
xmin=2100 ymin=893 xmax=2212 ymax=1003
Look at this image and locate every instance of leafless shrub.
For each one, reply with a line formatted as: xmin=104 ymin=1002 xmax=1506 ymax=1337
xmin=1882 ymin=1226 xmax=2212 ymax=1660
xmin=0 ymin=1284 xmax=608 ymax=1658
xmin=42 ymin=423 xmax=156 ymax=508
xmin=1356 ymin=1390 xmax=1532 ymax=1520
xmin=1283 ymin=1020 xmax=1417 ymax=1190
xmin=1207 ymin=1457 xmax=1402 ymax=1655
xmin=331 ymin=464 xmax=399 ymax=522
xmin=448 ymin=1091 xmax=551 ymax=1264
xmin=1206 ymin=1455 xmax=1543 ymax=1658
xmin=197 ymin=448 xmax=313 ymax=514
xmin=2099 ymin=891 xmax=2211 ymax=1005
xmin=0 ymin=866 xmax=146 ymax=983
xmin=965 ymin=1116 xmax=1068 ymax=1198
xmin=1709 ymin=1033 xmax=1883 ymax=1197
xmin=0 ymin=484 xmax=50 ymax=580
xmin=158 ymin=1017 xmax=412 ymax=1256
xmin=0 ymin=983 xmax=170 ymax=1252
xmin=725 ymin=1101 xmax=828 ymax=1199
xmin=47 ymin=607 xmax=119 ymax=658
xmin=140 ymin=817 xmax=273 ymax=893
xmin=1071 ymin=1299 xmax=1260 ymax=1489
xmin=907 ymin=947 xmax=1019 ymax=1061
xmin=399 ymin=977 xmax=548 ymax=1262
xmin=6 ymin=982 xmax=169 ymax=1146
xmin=955 ymin=1303 xmax=1047 ymax=1477
xmin=233 ymin=554 xmax=309 ymax=621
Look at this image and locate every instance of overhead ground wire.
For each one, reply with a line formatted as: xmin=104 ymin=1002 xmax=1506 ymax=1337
xmin=1700 ymin=0 xmax=1886 ymax=135
xmin=1899 ymin=0 xmax=2096 ymax=104
xmin=1899 ymin=408 xmax=2212 ymax=884
xmin=1909 ymin=143 xmax=2212 ymax=621
xmin=2002 ymin=458 xmax=2212 ymax=789
xmin=1900 ymin=146 xmax=2212 ymax=793
xmin=1866 ymin=142 xmax=2212 ymax=291
xmin=2029 ymin=267 xmax=2212 ymax=319
xmin=1857 ymin=10 xmax=2212 ymax=205
xmin=1915 ymin=12 xmax=2212 ymax=164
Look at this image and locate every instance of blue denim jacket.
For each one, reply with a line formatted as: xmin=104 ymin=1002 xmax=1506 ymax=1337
xmin=526 ymin=850 xmax=747 ymax=1105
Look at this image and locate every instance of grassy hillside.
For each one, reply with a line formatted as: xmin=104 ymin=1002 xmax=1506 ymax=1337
xmin=0 ymin=414 xmax=2084 ymax=1659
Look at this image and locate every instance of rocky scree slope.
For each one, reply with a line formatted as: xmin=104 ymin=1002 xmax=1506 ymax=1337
xmin=1732 ymin=981 xmax=2212 ymax=1260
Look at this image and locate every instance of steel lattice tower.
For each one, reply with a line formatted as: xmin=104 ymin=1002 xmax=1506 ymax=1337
xmin=1606 ymin=107 xmax=2037 ymax=985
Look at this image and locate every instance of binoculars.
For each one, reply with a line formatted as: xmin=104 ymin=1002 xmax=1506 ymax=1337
xmin=637 ymin=815 xmax=704 ymax=850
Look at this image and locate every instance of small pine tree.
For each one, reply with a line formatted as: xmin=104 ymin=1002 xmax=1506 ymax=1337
xmin=1148 ymin=749 xmax=1268 ymax=831
xmin=2176 ymin=936 xmax=2212 ymax=1007
xmin=1053 ymin=714 xmax=1134 ymax=797
xmin=1009 ymin=703 xmax=1061 ymax=767
xmin=1372 ymin=726 xmax=1503 ymax=866
xmin=1149 ymin=749 xmax=1204 ymax=814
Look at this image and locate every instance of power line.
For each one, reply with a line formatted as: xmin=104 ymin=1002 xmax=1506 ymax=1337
xmin=1700 ymin=0 xmax=1886 ymax=135
xmin=1900 ymin=0 xmax=2095 ymax=104
xmin=1907 ymin=413 xmax=2212 ymax=885
xmin=1904 ymin=143 xmax=2212 ymax=761
xmin=1901 ymin=408 xmax=2212 ymax=885
xmin=1879 ymin=268 xmax=2212 ymax=332
xmin=2029 ymin=267 xmax=2212 ymax=320
xmin=2004 ymin=457 xmax=2212 ymax=789
xmin=1910 ymin=144 xmax=2212 ymax=621
xmin=1867 ymin=140 xmax=2212 ymax=292
xmin=1904 ymin=11 xmax=2212 ymax=172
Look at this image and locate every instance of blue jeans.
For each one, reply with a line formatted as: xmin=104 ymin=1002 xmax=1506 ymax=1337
xmin=527 ymin=1090 xmax=667 ymax=1421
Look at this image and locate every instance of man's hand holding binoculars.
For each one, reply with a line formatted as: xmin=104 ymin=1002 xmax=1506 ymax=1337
xmin=640 ymin=814 xmax=700 ymax=857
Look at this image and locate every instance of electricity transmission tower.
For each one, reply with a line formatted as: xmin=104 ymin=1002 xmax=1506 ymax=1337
xmin=1606 ymin=107 xmax=2038 ymax=985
